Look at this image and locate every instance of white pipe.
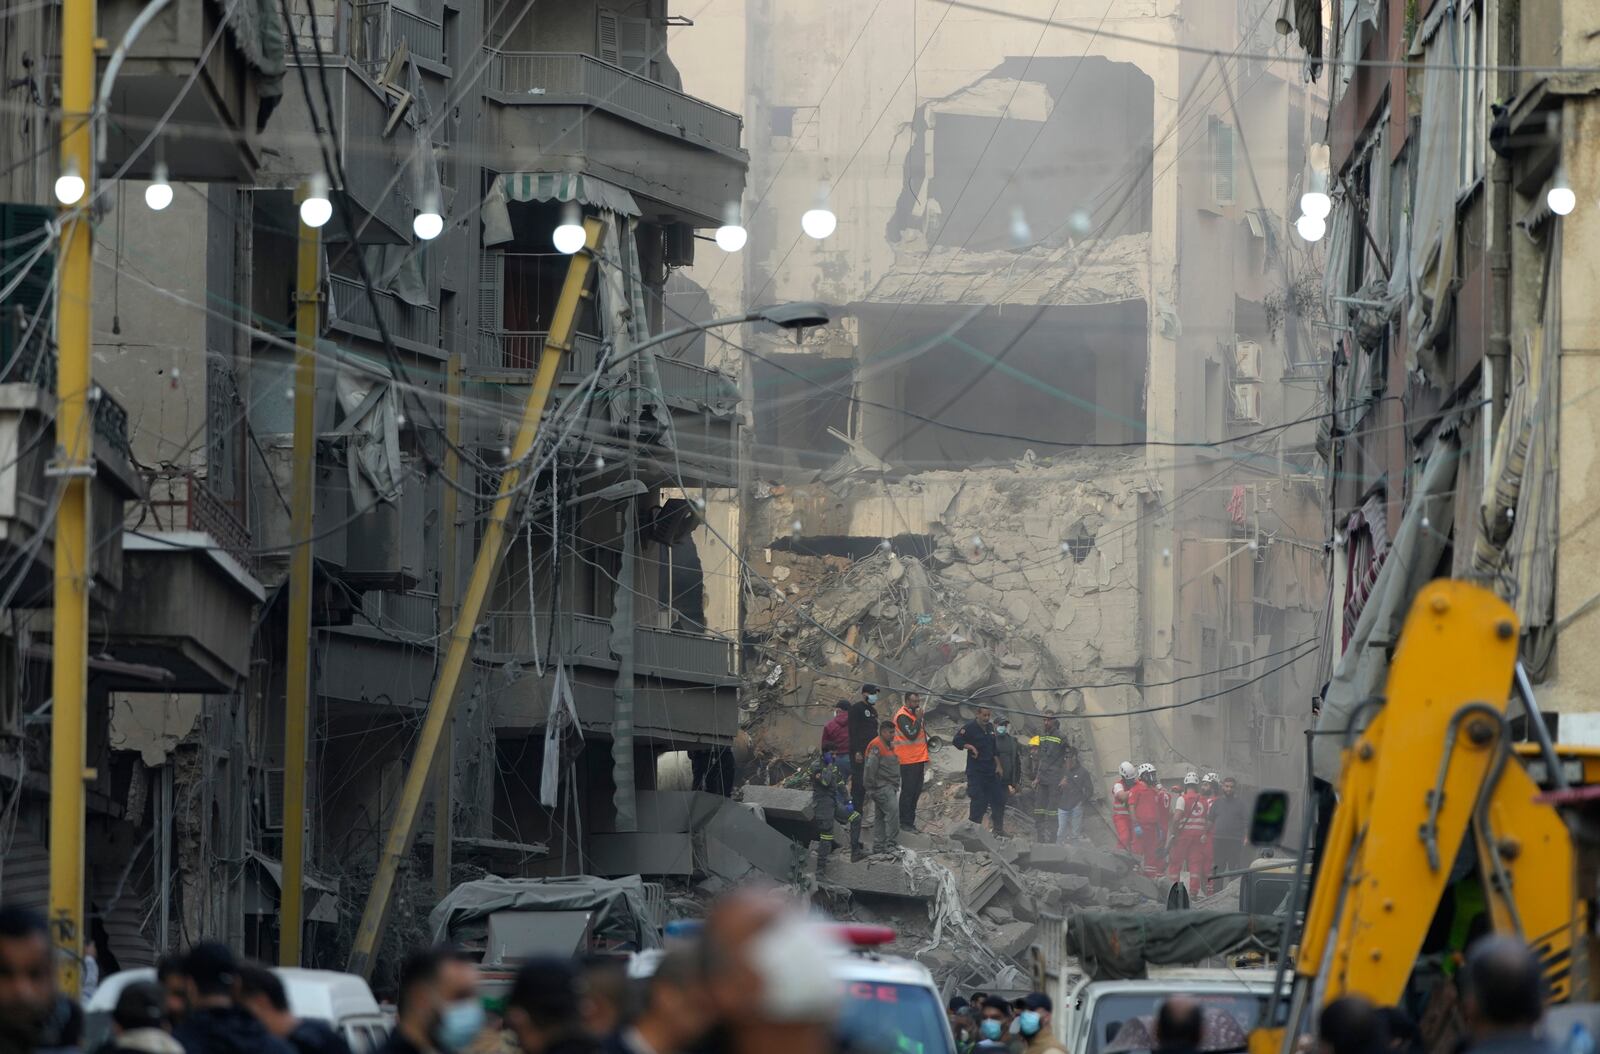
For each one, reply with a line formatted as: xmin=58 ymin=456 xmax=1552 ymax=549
xmin=96 ymin=0 xmax=178 ymax=165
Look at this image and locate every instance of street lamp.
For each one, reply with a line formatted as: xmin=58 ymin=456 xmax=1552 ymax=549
xmin=605 ymin=301 xmax=831 ymax=370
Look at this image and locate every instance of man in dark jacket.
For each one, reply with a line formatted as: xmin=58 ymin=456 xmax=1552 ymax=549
xmin=505 ymin=959 xmax=597 ymax=1054
xmin=1208 ymin=776 xmax=1251 ymax=877
xmin=1030 ymin=718 xmax=1067 ymax=842
xmin=991 ymin=716 xmax=1021 ymax=837
xmin=952 ymin=707 xmax=1001 ymax=831
xmin=173 ymin=943 xmax=293 ymax=1054
xmin=0 ymin=903 xmax=80 ymax=1054
xmin=847 ymin=685 xmax=881 ymax=806
xmin=238 ymin=962 xmax=352 ymax=1054
xmin=1056 ymin=749 xmax=1095 ymax=843
xmin=103 ymin=982 xmax=182 ymax=1054
xmin=378 ymin=946 xmax=484 ymax=1054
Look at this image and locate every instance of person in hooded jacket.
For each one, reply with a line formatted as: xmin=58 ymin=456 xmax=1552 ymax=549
xmin=172 ymin=943 xmax=292 ymax=1054
xmin=99 ymin=982 xmax=182 ymax=1054
xmin=237 ymin=962 xmax=352 ymax=1054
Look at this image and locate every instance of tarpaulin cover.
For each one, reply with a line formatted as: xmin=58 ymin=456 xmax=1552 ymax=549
xmin=1064 ymin=910 xmax=1285 ymax=980
xmin=1314 ymin=432 xmax=1460 ymax=779
xmin=481 ymin=172 xmax=641 ymax=246
xmin=429 ymin=875 xmax=661 ymax=952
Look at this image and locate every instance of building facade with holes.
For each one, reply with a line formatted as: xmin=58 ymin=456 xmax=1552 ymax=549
xmin=0 ymin=0 xmax=748 ymax=978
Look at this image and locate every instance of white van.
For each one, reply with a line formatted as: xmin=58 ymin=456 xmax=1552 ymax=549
xmin=85 ymin=967 xmax=390 ymax=1053
xmin=1055 ymin=968 xmax=1287 ymax=1054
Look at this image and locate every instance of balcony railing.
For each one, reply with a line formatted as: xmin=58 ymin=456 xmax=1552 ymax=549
xmin=656 ymin=357 xmax=739 ymax=411
xmin=485 ymin=610 xmax=735 ymax=683
xmin=145 ymin=473 xmax=253 ymax=571
xmin=479 ymin=330 xmax=605 ymax=373
xmin=329 ymin=274 xmax=439 ymax=351
xmin=359 ymin=589 xmax=438 ymax=640
xmin=482 ymin=50 xmax=743 ymax=153
xmin=4 ymin=342 xmax=133 ymax=456
xmin=349 ymin=0 xmax=445 ymax=70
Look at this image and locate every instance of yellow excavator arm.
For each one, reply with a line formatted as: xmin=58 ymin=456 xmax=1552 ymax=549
xmin=1251 ymin=580 xmax=1579 ymax=1054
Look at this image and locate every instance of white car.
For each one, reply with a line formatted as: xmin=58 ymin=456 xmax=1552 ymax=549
xmin=631 ymin=922 xmax=955 ymax=1054
xmin=85 ymin=967 xmax=391 ymax=1053
xmin=1055 ymin=968 xmax=1287 ymax=1054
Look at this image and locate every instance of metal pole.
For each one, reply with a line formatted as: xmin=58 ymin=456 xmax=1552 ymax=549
xmin=347 ymin=217 xmax=604 ymax=979
xmin=280 ymin=185 xmax=321 ymax=966
xmin=433 ymin=352 xmax=462 ymax=900
xmin=49 ymin=0 xmax=95 ymax=995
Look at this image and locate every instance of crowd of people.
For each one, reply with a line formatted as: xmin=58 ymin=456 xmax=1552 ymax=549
xmin=811 ymin=687 xmax=1255 ymax=898
xmin=946 ymin=993 xmax=1066 ymax=1054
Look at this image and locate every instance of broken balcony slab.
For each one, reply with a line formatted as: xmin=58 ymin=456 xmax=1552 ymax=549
xmin=703 ymin=801 xmax=807 ymax=885
xmin=816 ymin=856 xmax=942 ymax=900
xmin=737 ymin=784 xmax=816 ymax=824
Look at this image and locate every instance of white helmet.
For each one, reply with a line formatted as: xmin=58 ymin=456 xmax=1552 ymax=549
xmin=1136 ymin=763 xmax=1156 ymax=778
xmin=1203 ymin=772 xmax=1221 ymax=785
xmin=1119 ymin=762 xmax=1137 ymax=781
xmin=1183 ymin=771 xmax=1200 ymax=786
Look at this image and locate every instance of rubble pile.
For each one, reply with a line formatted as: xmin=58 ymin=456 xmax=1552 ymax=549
xmin=742 ymin=452 xmax=1158 ymax=800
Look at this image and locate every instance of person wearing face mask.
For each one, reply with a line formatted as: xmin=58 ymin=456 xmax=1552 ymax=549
xmin=949 ymin=1014 xmax=978 ymax=1054
xmin=991 ymin=716 xmax=1020 ymax=838
xmin=172 ymin=942 xmax=293 ymax=1054
xmin=847 ymin=685 xmax=881 ymax=807
xmin=379 ymin=947 xmax=486 ymax=1054
xmin=503 ymin=959 xmax=594 ymax=1054
xmin=976 ymin=1000 xmax=1012 ymax=1054
xmin=1017 ymin=995 xmax=1064 ymax=1054
xmin=237 ymin=963 xmax=352 ymax=1054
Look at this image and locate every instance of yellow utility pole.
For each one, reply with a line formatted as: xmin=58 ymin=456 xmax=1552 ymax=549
xmin=347 ymin=216 xmax=603 ymax=978
xmin=433 ymin=350 xmax=462 ymax=900
xmin=280 ymin=185 xmax=321 ymax=966
xmin=49 ymin=0 xmax=94 ymax=996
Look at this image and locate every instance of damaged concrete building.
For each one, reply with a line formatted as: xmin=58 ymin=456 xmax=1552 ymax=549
xmin=670 ymin=1 xmax=1331 ymax=796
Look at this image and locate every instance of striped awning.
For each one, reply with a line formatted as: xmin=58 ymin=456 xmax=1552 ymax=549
xmin=498 ymin=172 xmax=640 ymax=217
xmin=482 ymin=172 xmax=641 ymax=246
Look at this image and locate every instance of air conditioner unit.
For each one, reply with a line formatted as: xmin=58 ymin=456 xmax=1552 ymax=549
xmin=1228 ymin=382 xmax=1261 ymax=423
xmin=1232 ymin=339 xmax=1262 ymax=380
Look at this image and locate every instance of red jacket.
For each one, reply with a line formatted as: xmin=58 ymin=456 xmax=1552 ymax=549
xmin=1173 ymin=789 xmax=1207 ymax=834
xmin=821 ymin=712 xmax=850 ymax=754
xmin=1129 ymin=781 xmax=1166 ymax=826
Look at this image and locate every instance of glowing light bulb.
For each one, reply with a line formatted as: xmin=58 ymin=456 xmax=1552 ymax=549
xmin=715 ymin=224 xmax=748 ymax=252
xmin=54 ymin=161 xmax=85 ymax=205
xmin=300 ymin=174 xmax=332 ymax=229
xmin=413 ymin=195 xmax=444 ymax=240
xmin=801 ymin=208 xmax=837 ymax=240
xmin=553 ymin=222 xmax=586 ymax=254
xmin=1009 ymin=207 xmax=1032 ymax=245
xmin=1299 ymin=191 xmax=1331 ymax=220
xmin=144 ymin=164 xmax=173 ymax=211
xmin=1548 ymin=185 xmax=1576 ymax=216
xmin=1295 ymin=213 xmax=1326 ymax=242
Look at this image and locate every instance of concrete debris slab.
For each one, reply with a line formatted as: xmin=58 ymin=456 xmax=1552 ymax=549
xmin=588 ymin=833 xmax=695 ymax=876
xmin=990 ymin=920 xmax=1040 ymax=959
xmin=703 ymin=802 xmax=806 ymax=885
xmin=944 ymin=649 xmax=996 ymax=694
xmin=817 ymin=856 xmax=941 ymax=900
xmin=738 ymin=784 xmax=816 ymax=823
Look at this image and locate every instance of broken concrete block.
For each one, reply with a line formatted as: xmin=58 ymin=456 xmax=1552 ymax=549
xmin=991 ymin=920 xmax=1039 ymax=959
xmin=739 ymin=784 xmax=815 ymax=824
xmin=982 ymin=905 xmax=1015 ymax=926
xmin=816 ymin=856 xmax=939 ymax=900
xmin=944 ymin=649 xmax=995 ymax=694
xmin=703 ymin=802 xmax=806 ymax=885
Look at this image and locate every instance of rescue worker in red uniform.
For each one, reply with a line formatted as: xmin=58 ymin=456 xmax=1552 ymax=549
xmin=1110 ymin=762 xmax=1137 ymax=851
xmin=1199 ymin=772 xmax=1221 ymax=894
xmin=1166 ymin=772 xmax=1208 ymax=896
xmin=1127 ymin=763 xmax=1167 ymax=876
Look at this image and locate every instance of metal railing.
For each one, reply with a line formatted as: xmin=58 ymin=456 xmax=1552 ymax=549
xmin=349 ymin=0 xmax=445 ymax=70
xmin=656 ymin=357 xmax=738 ymax=410
xmin=329 ymin=274 xmax=439 ymax=349
xmin=483 ymin=610 xmax=735 ymax=681
xmin=360 ymin=589 xmax=439 ymax=640
xmin=145 ymin=473 xmax=253 ymax=571
xmin=478 ymin=330 xmax=605 ymax=373
xmin=482 ymin=50 xmax=743 ymax=152
xmin=7 ymin=343 xmax=132 ymax=456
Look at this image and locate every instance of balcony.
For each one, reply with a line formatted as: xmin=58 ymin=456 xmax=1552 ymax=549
xmin=348 ymin=0 xmax=447 ymax=75
xmin=465 ymin=336 xmax=740 ymax=488
xmin=484 ymin=611 xmax=736 ymax=685
xmin=91 ymin=0 xmax=275 ymax=181
xmin=480 ymin=50 xmax=747 ymax=227
xmin=255 ymin=60 xmax=419 ymax=244
xmin=328 ymin=274 xmax=440 ymax=355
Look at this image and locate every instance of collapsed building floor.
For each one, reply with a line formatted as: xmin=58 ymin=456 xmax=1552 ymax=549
xmin=741 ymin=450 xmax=1158 ymax=791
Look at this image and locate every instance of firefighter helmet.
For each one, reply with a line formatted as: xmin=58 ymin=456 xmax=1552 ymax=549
xmin=1183 ymin=771 xmax=1200 ymax=786
xmin=1119 ymin=762 xmax=1137 ymax=781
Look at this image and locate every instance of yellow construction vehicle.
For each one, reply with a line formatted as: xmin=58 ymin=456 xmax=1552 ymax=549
xmin=1247 ymin=579 xmax=1589 ymax=1054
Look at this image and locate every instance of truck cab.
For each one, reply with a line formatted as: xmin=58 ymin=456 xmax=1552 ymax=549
xmin=1056 ymin=968 xmax=1287 ymax=1054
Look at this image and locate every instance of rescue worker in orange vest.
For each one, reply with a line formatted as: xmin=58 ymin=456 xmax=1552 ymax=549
xmin=1166 ymin=772 xmax=1209 ymax=896
xmin=893 ymin=691 xmax=931 ymax=831
xmin=1127 ymin=763 xmax=1166 ymax=876
xmin=1110 ymin=762 xmax=1137 ymax=851
xmin=1198 ymin=772 xmax=1222 ymax=894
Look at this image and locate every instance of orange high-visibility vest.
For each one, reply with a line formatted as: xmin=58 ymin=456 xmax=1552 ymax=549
xmin=892 ymin=705 xmax=930 ymax=764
